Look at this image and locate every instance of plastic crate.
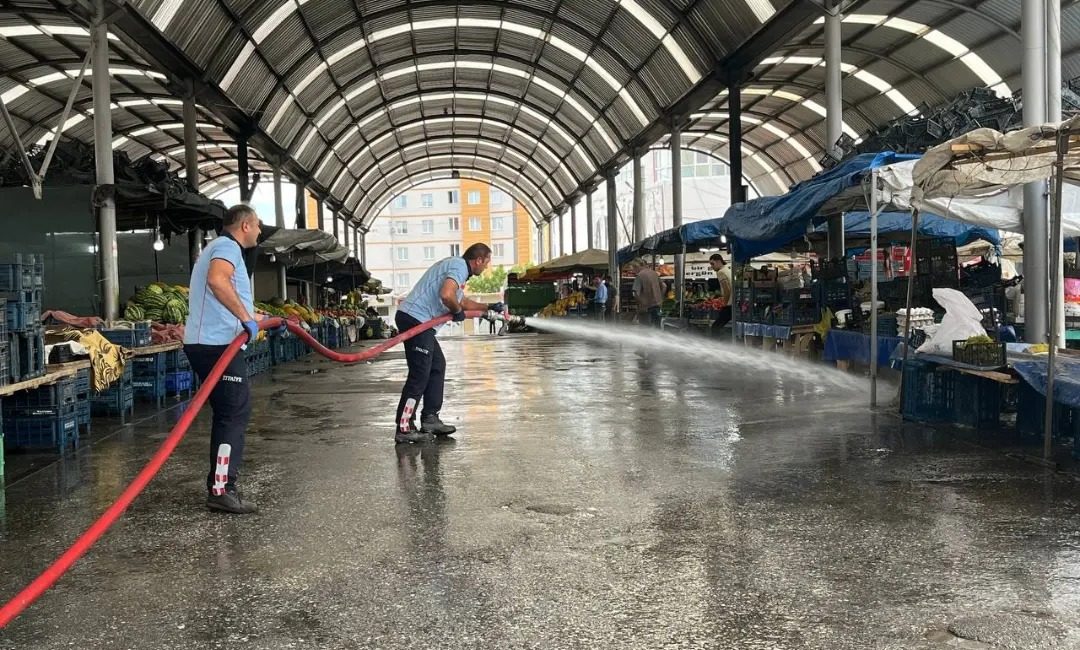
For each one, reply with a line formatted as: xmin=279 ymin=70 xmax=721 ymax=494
xmin=952 ymin=340 xmax=1006 ymax=368
xmin=132 ymin=370 xmax=167 ymax=406
xmin=164 ymin=348 xmax=189 ymax=371
xmin=773 ymin=288 xmax=820 ymax=326
xmin=2 ymin=376 xmax=77 ymax=413
xmin=4 ymin=404 xmax=79 ymax=451
xmin=132 ymin=352 xmax=167 ymax=376
xmin=91 ymin=388 xmax=134 ymax=420
xmin=0 ymin=343 xmax=8 ymax=388
xmin=0 ymin=253 xmax=44 ymax=292
xmin=902 ymin=358 xmax=955 ymax=423
xmin=99 ymin=326 xmax=152 ymax=349
xmin=960 ymin=261 xmax=1002 ymax=289
xmin=165 ymin=370 xmax=193 ymax=396
xmin=9 ymin=328 xmax=45 ymax=382
xmin=951 ymin=374 xmax=1002 ymax=429
xmin=75 ymin=398 xmax=91 ymax=435
xmin=5 ymin=299 xmax=41 ymax=332
xmin=74 ymin=368 xmax=90 ymax=395
xmin=1015 ymin=381 xmax=1080 ymax=440
xmin=963 ymin=285 xmax=1007 ymax=330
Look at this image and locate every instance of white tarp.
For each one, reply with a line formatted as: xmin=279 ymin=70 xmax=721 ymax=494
xmin=878 ymin=159 xmax=1080 ymax=237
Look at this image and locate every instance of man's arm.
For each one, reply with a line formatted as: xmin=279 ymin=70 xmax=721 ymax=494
xmin=207 ymin=259 xmax=257 ymax=323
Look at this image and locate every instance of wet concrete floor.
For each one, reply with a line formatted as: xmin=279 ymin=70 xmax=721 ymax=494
xmin=1 ymin=335 xmax=1080 ymax=649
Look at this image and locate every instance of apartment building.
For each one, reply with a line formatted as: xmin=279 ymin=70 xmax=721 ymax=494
xmin=365 ymin=178 xmax=534 ymax=295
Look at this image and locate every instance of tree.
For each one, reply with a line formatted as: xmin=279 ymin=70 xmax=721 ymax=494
xmin=466 ymin=265 xmax=508 ymax=293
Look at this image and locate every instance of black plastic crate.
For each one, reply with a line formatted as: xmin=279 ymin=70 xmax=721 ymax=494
xmin=952 ymin=340 xmax=1007 ymax=368
xmin=916 ymin=239 xmax=958 ymax=280
xmin=5 ymin=405 xmax=79 ymax=451
xmin=0 ymin=253 xmax=43 ymax=293
xmin=164 ymin=348 xmax=189 ymax=371
xmin=91 ymin=387 xmax=134 ymax=421
xmin=2 ymin=376 xmax=77 ymax=413
xmin=952 ymin=373 xmax=1002 ymax=429
xmin=0 ymin=343 xmax=8 ymax=388
xmin=132 ymin=352 xmax=167 ymax=376
xmin=960 ymin=261 xmax=1002 ymax=289
xmin=99 ymin=326 xmax=152 ymax=349
xmin=5 ymin=299 xmax=41 ymax=332
xmin=74 ymin=368 xmax=90 ymax=395
xmin=963 ymin=284 xmax=1007 ymax=330
xmin=132 ymin=371 xmax=167 ymax=406
xmin=902 ymin=358 xmax=955 ymax=423
xmin=813 ymin=258 xmax=848 ymax=281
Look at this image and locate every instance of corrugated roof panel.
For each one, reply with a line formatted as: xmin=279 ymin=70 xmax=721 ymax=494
xmin=170 ymin=0 xmax=241 ymax=73
xmin=639 ymin=50 xmax=687 ymax=108
xmin=535 ymin=47 xmax=585 ymax=87
xmin=302 ymin=0 xmax=356 ymax=42
xmin=597 ymin=12 xmax=653 ymax=71
xmin=557 ymin=1 xmax=610 ymax=36
xmin=259 ymin=15 xmax=312 ymax=73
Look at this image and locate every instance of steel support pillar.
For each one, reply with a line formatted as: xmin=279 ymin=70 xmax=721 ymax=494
xmin=632 ymin=152 xmax=645 ymax=242
xmin=332 ymin=210 xmax=339 ymax=242
xmin=547 ymin=219 xmax=554 ymax=262
xmin=825 ymin=6 xmax=845 ymax=259
xmin=92 ymin=0 xmax=119 ymax=321
xmin=586 ymin=189 xmax=594 ymax=250
xmin=671 ymin=121 xmax=684 ymax=314
xmin=1048 ymin=0 xmax=1065 ymax=348
xmin=183 ymin=96 xmax=202 ymax=270
xmin=317 ymin=198 xmax=325 ymax=232
xmin=729 ymin=85 xmax=744 ymax=204
xmin=606 ymin=171 xmax=619 ymax=313
xmin=295 ymin=182 xmax=306 ymax=229
xmin=237 ymin=137 xmax=251 ymax=202
xmin=537 ymin=224 xmax=544 ymax=263
xmin=570 ymin=201 xmax=578 ymax=254
xmin=1023 ymin=0 xmax=1049 ymax=342
xmin=360 ymin=230 xmax=367 ymax=267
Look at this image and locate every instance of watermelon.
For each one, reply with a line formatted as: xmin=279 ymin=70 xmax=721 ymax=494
xmin=124 ymin=303 xmax=145 ymax=321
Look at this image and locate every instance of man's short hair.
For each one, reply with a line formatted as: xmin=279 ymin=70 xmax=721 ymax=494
xmin=462 ymin=243 xmax=492 ymax=260
xmin=223 ymin=204 xmax=258 ymax=228
xmin=710 ymin=253 xmax=726 ymax=264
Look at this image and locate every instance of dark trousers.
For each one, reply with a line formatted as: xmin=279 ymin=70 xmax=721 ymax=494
xmin=394 ymin=311 xmax=446 ymax=433
xmin=184 ymin=344 xmax=251 ymax=492
xmin=593 ymin=302 xmax=606 ymax=321
xmin=640 ymin=306 xmax=662 ymax=328
xmin=711 ymin=306 xmax=733 ymax=335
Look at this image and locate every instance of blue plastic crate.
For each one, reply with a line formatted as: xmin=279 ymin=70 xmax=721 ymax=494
xmin=132 ymin=352 xmax=166 ymax=376
xmin=165 ymin=370 xmax=193 ymax=396
xmin=5 ymin=405 xmax=79 ymax=451
xmin=5 ymin=299 xmax=41 ymax=332
xmin=0 ymin=343 xmax=9 ymax=388
xmin=0 ymin=254 xmax=43 ymax=293
xmin=8 ymin=329 xmax=45 ymax=382
xmin=2 ymin=376 xmax=77 ymax=412
xmin=902 ymin=358 xmax=955 ymax=423
xmin=75 ymin=398 xmax=91 ymax=434
xmin=1016 ymin=381 xmax=1080 ymax=440
xmin=951 ymin=374 xmax=1002 ymax=429
xmin=99 ymin=326 xmax=152 ymax=349
xmin=132 ymin=370 xmax=167 ymax=406
xmin=164 ymin=348 xmax=189 ymax=371
xmin=91 ymin=388 xmax=134 ymax=420
xmin=74 ymin=368 xmax=90 ymax=395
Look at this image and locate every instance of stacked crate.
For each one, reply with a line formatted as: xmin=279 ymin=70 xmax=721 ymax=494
xmin=131 ymin=352 xmax=167 ymax=407
xmin=244 ymin=339 xmax=271 ymax=376
xmin=91 ymin=362 xmax=134 ymax=421
xmin=1 ymin=254 xmax=45 ymax=383
xmin=164 ymin=348 xmax=193 ymax=399
xmin=74 ymin=368 xmax=91 ymax=435
xmin=2 ymin=375 xmax=80 ymax=451
xmin=99 ymin=322 xmax=152 ymax=349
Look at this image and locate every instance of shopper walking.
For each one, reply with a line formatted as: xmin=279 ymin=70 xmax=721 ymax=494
xmin=393 ymin=243 xmax=502 ymax=444
xmin=633 ymin=265 xmax=664 ymax=328
xmin=709 ymin=253 xmax=734 ymax=334
xmin=184 ymin=204 xmax=265 ymax=514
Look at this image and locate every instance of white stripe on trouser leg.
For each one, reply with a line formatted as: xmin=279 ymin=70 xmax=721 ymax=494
xmin=400 ymin=398 xmax=416 ymax=433
xmin=212 ymin=443 xmax=231 ymax=496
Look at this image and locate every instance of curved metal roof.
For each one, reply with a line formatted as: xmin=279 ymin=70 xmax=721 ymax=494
xmin=1 ymin=1 xmax=1067 ymax=233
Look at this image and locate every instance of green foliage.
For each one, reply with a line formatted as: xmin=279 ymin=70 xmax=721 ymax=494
xmin=466 ymin=265 xmax=508 ymax=293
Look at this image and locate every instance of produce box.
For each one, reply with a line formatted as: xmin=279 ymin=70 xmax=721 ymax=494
xmin=952 ymin=339 xmax=1006 ymax=368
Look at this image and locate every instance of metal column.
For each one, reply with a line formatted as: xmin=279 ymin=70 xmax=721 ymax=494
xmin=317 ymin=198 xmax=325 ymax=232
xmin=183 ymin=96 xmax=202 ymax=270
xmin=1048 ymin=0 xmax=1065 ymax=348
xmin=360 ymin=230 xmax=367 ymax=267
xmin=632 ymin=151 xmax=645 ymax=242
xmin=570 ymin=202 xmax=578 ymax=254
xmin=671 ymin=121 xmax=685 ymax=317
xmin=585 ymin=189 xmax=594 ymax=250
xmin=547 ymin=219 xmax=554 ymax=261
xmin=295 ymin=182 xmax=306 ymax=229
xmin=272 ymin=166 xmax=287 ymax=299
xmin=558 ymin=212 xmax=566 ymax=258
xmin=237 ymin=137 xmax=251 ymax=202
xmin=606 ymin=171 xmax=620 ymax=313
xmin=1023 ymin=0 xmax=1049 ymax=342
xmin=352 ymin=226 xmax=359 ymax=261
xmin=870 ymin=170 xmax=880 ymax=408
xmin=92 ymin=0 xmax=119 ymax=321
xmin=728 ymin=85 xmax=744 ymax=204
xmin=825 ymin=6 xmax=845 ymax=259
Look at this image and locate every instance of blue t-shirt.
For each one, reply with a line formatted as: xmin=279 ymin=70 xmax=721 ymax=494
xmin=398 ymin=257 xmax=470 ymax=323
xmin=594 ymin=282 xmax=608 ymax=304
xmin=183 ymin=234 xmax=254 ymax=345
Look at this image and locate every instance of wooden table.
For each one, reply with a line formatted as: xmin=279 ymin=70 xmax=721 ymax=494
xmin=0 ymin=341 xmax=183 ymax=398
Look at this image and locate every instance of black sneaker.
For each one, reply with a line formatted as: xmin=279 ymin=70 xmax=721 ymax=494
xmin=206 ymin=491 xmax=258 ymax=514
xmin=420 ymin=414 xmax=457 ymax=436
xmin=395 ymin=428 xmax=434 ymax=444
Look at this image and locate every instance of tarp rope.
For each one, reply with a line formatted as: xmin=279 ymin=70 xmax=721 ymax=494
xmin=0 ymin=311 xmax=486 ymax=627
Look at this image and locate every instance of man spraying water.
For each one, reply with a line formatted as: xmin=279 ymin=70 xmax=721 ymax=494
xmin=393 ymin=243 xmax=504 ymax=444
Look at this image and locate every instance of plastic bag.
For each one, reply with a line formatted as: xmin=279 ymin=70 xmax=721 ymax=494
xmin=917 ymin=288 xmax=986 ymax=355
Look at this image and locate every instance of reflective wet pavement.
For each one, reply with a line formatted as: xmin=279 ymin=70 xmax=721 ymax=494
xmin=2 ymin=335 xmax=1080 ymax=648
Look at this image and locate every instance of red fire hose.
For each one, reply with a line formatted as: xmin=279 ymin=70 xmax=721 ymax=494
xmin=0 ymin=311 xmax=488 ymax=628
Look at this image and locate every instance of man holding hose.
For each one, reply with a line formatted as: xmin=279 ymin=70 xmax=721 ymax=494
xmin=184 ymin=204 xmax=266 ymax=514
xmin=394 ymin=243 xmax=501 ymax=444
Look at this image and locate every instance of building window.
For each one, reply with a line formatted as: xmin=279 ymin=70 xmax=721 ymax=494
xmin=468 ymin=216 xmax=482 ymax=231
xmin=393 ymin=220 xmax=407 ymax=235
xmin=421 ymin=193 xmax=433 ymax=208
xmin=421 ymin=219 xmax=434 ymax=234
xmin=448 ymin=190 xmax=460 ymax=205
xmin=396 ymin=273 xmax=410 ymax=288
xmin=396 ymin=247 xmax=409 ymax=261
xmin=491 ymin=216 xmax=505 ymax=232
xmin=490 ymin=188 xmax=503 ymax=205
xmin=467 ymin=190 xmax=481 ymax=205
xmin=423 ymin=246 xmax=436 ymax=261
xmin=448 ymin=217 xmax=460 ymax=231
xmin=394 ymin=195 xmax=407 ymax=209
xmin=493 ymin=243 xmax=505 ymax=259
xmin=450 ymin=244 xmax=461 ymax=257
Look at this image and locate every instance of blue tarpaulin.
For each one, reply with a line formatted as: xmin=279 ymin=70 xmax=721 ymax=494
xmin=1013 ymin=358 xmax=1080 ymax=410
xmin=813 ymin=211 xmax=1002 ymax=248
xmin=720 ymin=152 xmax=920 ymax=262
